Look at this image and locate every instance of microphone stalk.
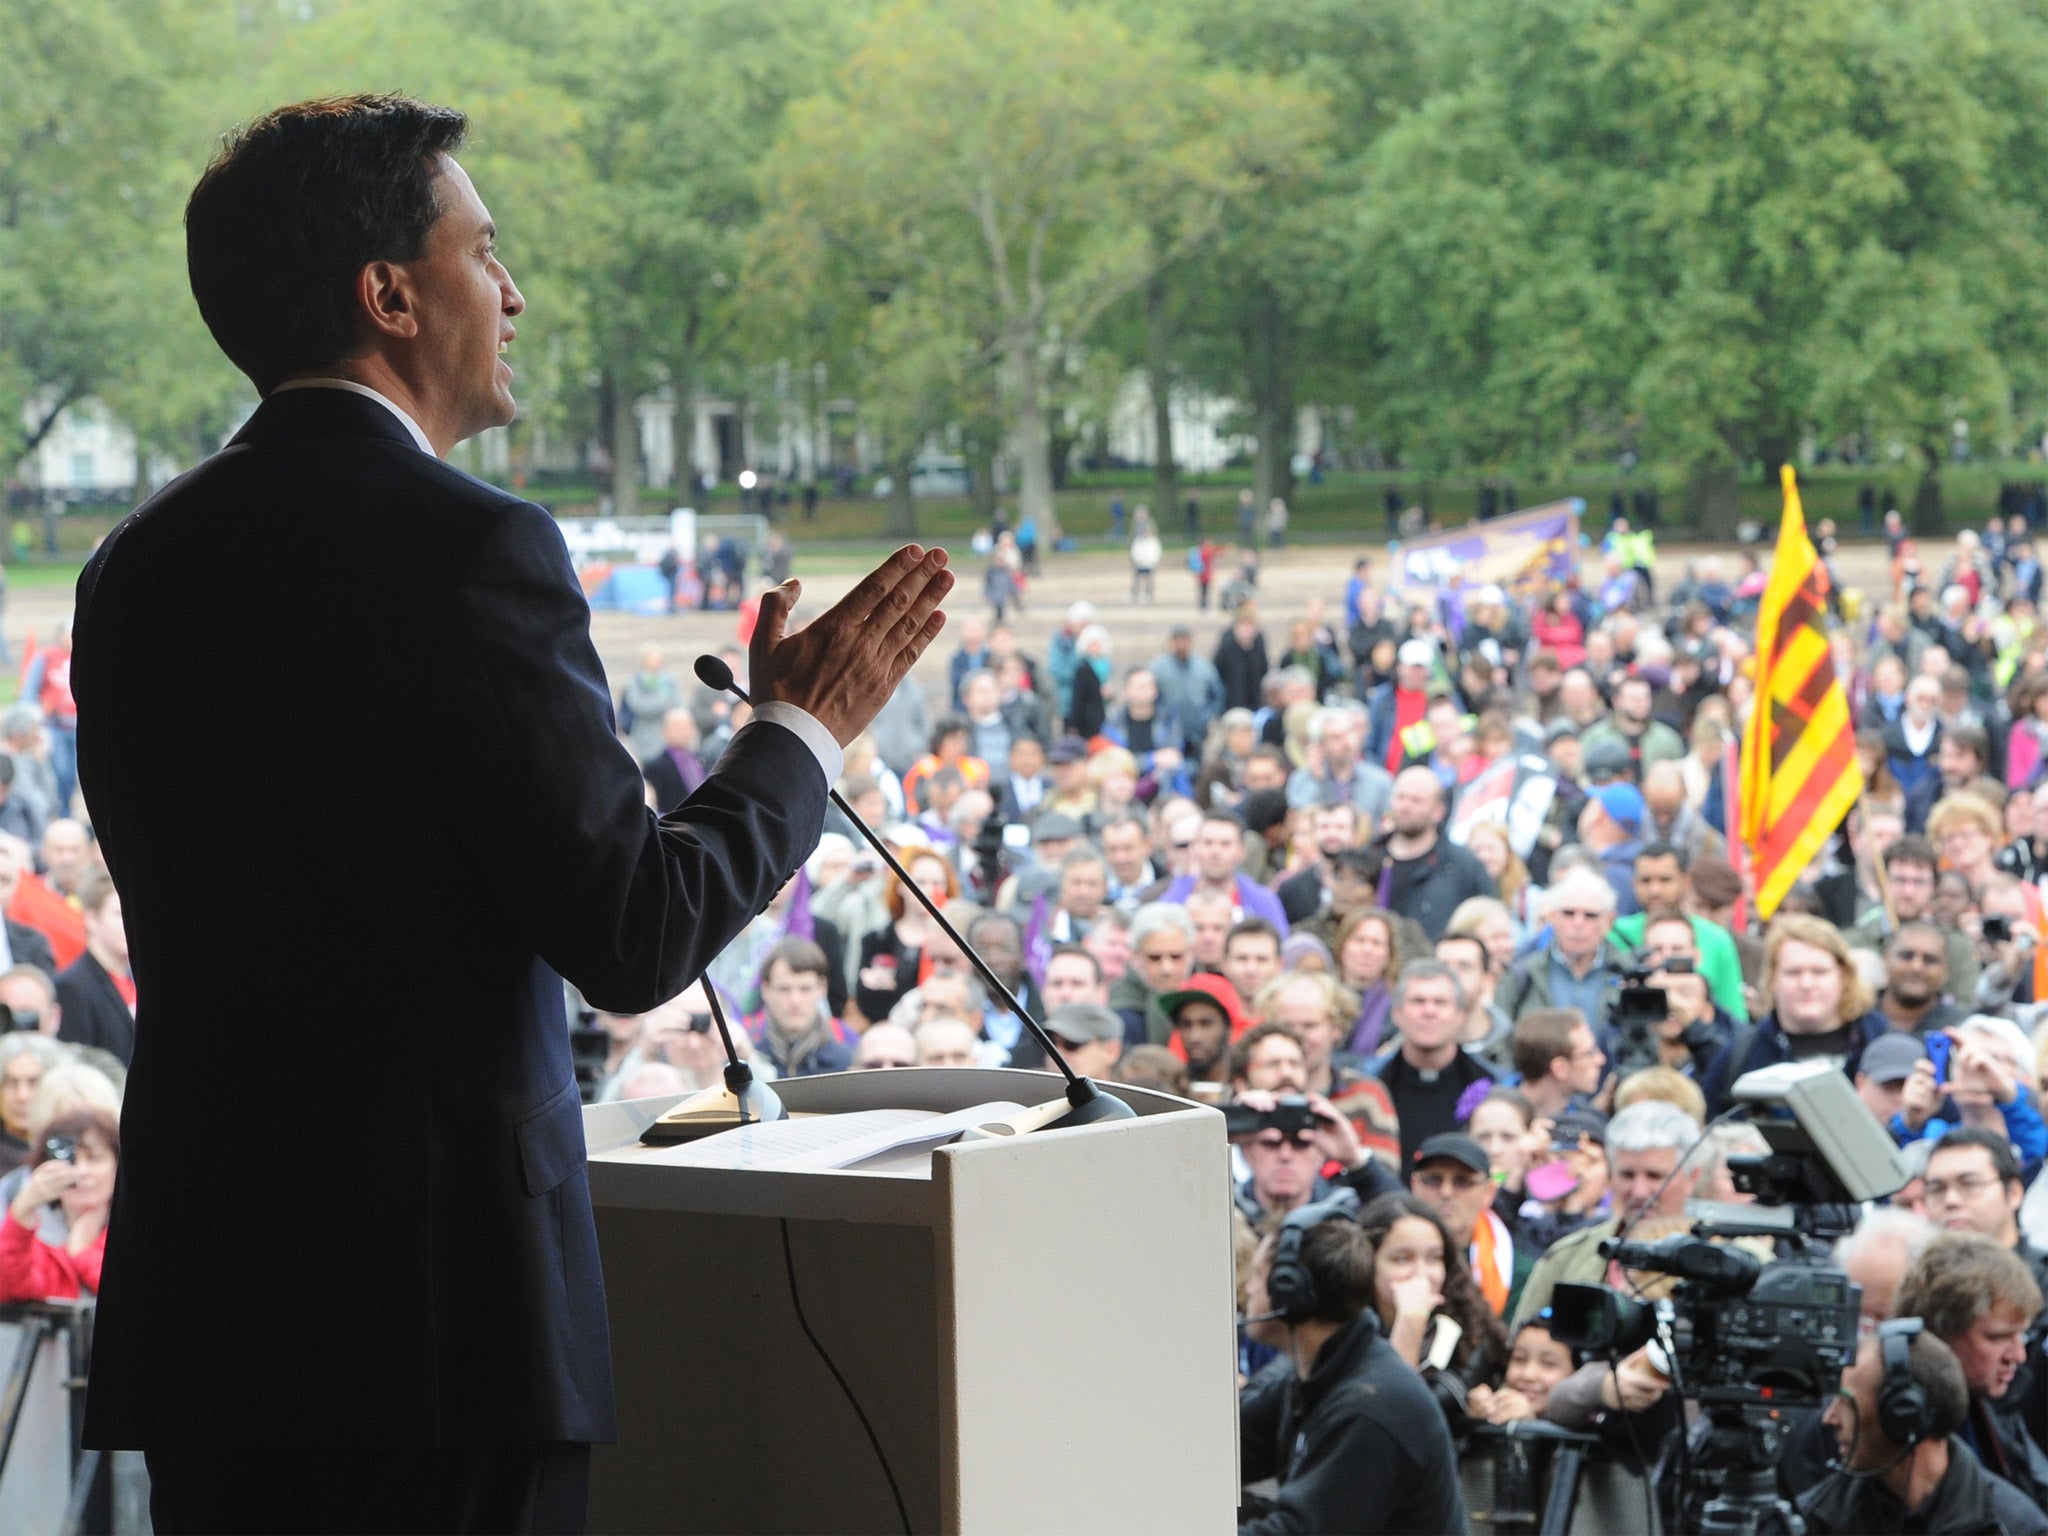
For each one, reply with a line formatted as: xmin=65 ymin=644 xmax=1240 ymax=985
xmin=695 ymin=654 xmax=1134 ymax=1129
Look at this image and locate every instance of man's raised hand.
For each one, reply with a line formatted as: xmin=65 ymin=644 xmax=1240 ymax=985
xmin=749 ymin=545 xmax=953 ymax=746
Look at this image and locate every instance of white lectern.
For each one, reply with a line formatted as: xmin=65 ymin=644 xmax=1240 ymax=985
xmin=582 ymin=1069 xmax=1237 ymax=1535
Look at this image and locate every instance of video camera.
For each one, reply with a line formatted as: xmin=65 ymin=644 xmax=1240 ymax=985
xmin=1606 ymin=953 xmax=1720 ymax=1078
xmin=1549 ymin=1062 xmax=1906 ymax=1535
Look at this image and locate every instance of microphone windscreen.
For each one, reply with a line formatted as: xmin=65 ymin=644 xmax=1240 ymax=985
xmin=694 ymin=654 xmax=735 ymax=692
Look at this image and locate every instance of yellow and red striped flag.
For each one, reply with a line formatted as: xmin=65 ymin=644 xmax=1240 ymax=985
xmin=1738 ymin=465 xmax=1864 ymax=919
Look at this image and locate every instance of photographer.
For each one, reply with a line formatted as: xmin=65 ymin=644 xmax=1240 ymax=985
xmin=1238 ymin=1206 xmax=1469 ymax=1534
xmin=0 ymin=1106 xmax=116 ymax=1301
xmin=1975 ymin=873 xmax=2041 ymax=1016
xmin=1231 ymin=1089 xmax=1402 ymax=1225
xmin=1804 ymin=1324 xmax=2048 ymax=1536
xmin=1632 ymin=909 xmax=1738 ymax=1080
xmin=1895 ymin=1028 xmax=2048 ymax=1172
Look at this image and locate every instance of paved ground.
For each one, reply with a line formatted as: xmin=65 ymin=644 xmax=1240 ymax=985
xmin=0 ymin=534 xmax=1896 ymax=709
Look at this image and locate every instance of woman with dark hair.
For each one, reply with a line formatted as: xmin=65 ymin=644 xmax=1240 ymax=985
xmin=0 ymin=1106 xmax=117 ymax=1300
xmin=1356 ymin=1191 xmax=1509 ymax=1427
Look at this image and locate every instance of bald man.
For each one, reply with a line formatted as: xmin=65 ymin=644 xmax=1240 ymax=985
xmin=1380 ymin=767 xmax=1496 ymax=939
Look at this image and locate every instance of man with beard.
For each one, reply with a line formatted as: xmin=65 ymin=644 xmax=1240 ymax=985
xmin=1877 ymin=922 xmax=1969 ymax=1036
xmin=1378 ymin=769 xmax=1495 ymax=941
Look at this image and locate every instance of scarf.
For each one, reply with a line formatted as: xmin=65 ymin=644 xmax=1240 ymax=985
xmin=1471 ymin=1207 xmax=1513 ymax=1316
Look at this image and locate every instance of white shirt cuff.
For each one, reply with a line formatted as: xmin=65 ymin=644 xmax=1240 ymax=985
xmin=748 ymin=703 xmax=844 ymax=788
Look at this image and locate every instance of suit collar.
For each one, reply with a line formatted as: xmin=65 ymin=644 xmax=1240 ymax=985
xmin=230 ymin=386 xmax=425 ymax=453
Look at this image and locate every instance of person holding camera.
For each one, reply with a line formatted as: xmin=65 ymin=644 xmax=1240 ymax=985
xmin=1803 ymin=1322 xmax=2048 ymax=1536
xmin=0 ymin=1106 xmax=116 ymax=1301
xmin=1975 ymin=873 xmax=2042 ymax=1015
xmin=1231 ymin=1088 xmax=1401 ymax=1225
xmin=1238 ymin=1202 xmax=1469 ymax=1534
xmin=1633 ymin=909 xmax=1739 ymax=1079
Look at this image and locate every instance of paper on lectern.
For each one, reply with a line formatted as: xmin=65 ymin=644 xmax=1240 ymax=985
xmin=645 ymin=1103 xmax=1029 ymax=1172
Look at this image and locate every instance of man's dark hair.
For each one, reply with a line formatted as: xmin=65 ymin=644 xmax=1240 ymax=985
xmin=1281 ymin=1217 xmax=1376 ymax=1324
xmin=1247 ymin=744 xmax=1291 ymax=777
xmin=1331 ymin=846 xmax=1383 ymax=883
xmin=1887 ymin=920 xmax=1950 ymax=963
xmin=1883 ymin=835 xmax=1940 ymax=875
xmin=187 ymin=95 xmax=470 ymax=393
xmin=1226 ymin=1020 xmax=1305 ymax=1084
xmin=930 ymin=715 xmax=971 ymax=751
xmin=1930 ymin=1125 xmax=2022 ymax=1189
xmin=1043 ymin=943 xmax=1102 ymax=984
xmin=1241 ymin=789 xmax=1290 ymax=836
xmin=966 ymin=911 xmax=1021 ymax=946
xmin=1946 ymin=724 xmax=1990 ymax=769
xmin=1436 ymin=930 xmax=1491 ymax=975
xmin=1511 ymin=1008 xmax=1585 ymax=1084
xmin=762 ymin=937 xmax=829 ymax=983
xmin=1225 ymin=918 xmax=1282 ymax=955
xmin=1634 ymin=840 xmax=1688 ymax=873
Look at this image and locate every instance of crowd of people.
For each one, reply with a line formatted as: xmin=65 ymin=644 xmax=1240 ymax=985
xmin=596 ymin=510 xmax=2048 ymax=1533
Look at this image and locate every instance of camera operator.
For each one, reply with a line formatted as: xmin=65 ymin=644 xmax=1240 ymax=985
xmin=1635 ymin=908 xmax=1738 ymax=1079
xmin=1803 ymin=1324 xmax=2048 ymax=1536
xmin=1512 ymin=1099 xmax=1702 ymax=1327
xmin=1896 ymin=1232 xmax=2048 ymax=1507
xmin=1238 ymin=1206 xmax=1469 ymax=1534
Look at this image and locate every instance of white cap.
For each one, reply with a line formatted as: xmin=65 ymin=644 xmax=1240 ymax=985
xmin=1477 ymin=584 xmax=1506 ymax=606
xmin=1398 ymin=639 xmax=1435 ymax=669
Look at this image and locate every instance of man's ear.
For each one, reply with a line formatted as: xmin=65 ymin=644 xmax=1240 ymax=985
xmin=355 ymin=260 xmax=421 ymax=342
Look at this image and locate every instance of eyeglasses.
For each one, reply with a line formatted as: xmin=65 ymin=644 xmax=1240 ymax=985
xmin=1554 ymin=908 xmax=1605 ymax=921
xmin=1254 ymin=1132 xmax=1316 ymax=1151
xmin=1924 ymin=1172 xmax=2006 ymax=1202
xmin=1413 ymin=1170 xmax=1487 ymax=1194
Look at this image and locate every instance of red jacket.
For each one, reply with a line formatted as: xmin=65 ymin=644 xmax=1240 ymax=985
xmin=0 ymin=1208 xmax=103 ymax=1301
xmin=1530 ymin=609 xmax=1586 ymax=669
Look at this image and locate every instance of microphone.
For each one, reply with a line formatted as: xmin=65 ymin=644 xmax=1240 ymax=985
xmin=695 ymin=653 xmax=1136 ymax=1130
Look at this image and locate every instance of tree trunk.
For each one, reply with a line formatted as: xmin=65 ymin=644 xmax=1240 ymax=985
xmin=1912 ymin=443 xmax=1945 ymax=536
xmin=1146 ymin=275 xmax=1178 ymax=518
xmin=1008 ymin=331 xmax=1056 ymax=529
xmin=607 ymin=366 xmax=640 ymax=520
xmin=1683 ymin=460 xmax=1742 ymax=540
xmin=886 ymin=451 xmax=919 ymax=539
xmin=1248 ymin=287 xmax=1294 ymax=512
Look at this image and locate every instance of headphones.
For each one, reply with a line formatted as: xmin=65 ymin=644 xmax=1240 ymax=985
xmin=1877 ymin=1317 xmax=1933 ymax=1448
xmin=1263 ymin=1192 xmax=1361 ymax=1324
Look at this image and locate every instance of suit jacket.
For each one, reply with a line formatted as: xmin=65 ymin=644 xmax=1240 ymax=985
xmin=4 ymin=920 xmax=54 ymax=981
xmin=640 ymin=745 xmax=704 ymax=812
xmin=54 ymin=951 xmax=132 ymax=1064
xmin=73 ymin=390 xmax=829 ymax=1449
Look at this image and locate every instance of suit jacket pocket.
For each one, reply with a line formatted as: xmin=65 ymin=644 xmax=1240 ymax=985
xmin=514 ymin=1079 xmax=586 ymax=1197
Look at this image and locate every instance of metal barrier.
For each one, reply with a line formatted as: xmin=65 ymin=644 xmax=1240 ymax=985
xmin=0 ymin=1300 xmax=124 ymax=1536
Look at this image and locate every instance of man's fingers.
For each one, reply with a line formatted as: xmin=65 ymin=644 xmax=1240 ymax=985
xmin=893 ymin=609 xmax=947 ymax=674
xmin=832 ymin=545 xmax=929 ymax=625
xmin=749 ymin=581 xmax=798 ymax=678
xmin=888 ymin=565 xmax=956 ymax=642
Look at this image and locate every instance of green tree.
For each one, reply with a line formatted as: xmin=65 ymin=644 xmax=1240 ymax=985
xmin=762 ymin=0 xmax=1261 ymax=531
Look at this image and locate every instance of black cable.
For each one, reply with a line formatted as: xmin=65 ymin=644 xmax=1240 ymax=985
xmin=1605 ymin=1356 xmax=1659 ymax=1536
xmin=780 ymin=1218 xmax=912 ymax=1535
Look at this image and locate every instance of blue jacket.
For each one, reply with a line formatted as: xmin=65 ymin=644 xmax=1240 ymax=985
xmin=1698 ymin=1009 xmax=1889 ymax=1120
xmin=1891 ymin=1086 xmax=2048 ymax=1180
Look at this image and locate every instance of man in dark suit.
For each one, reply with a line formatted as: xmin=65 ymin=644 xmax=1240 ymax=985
xmin=52 ymin=869 xmax=132 ymax=1064
xmin=639 ymin=706 xmax=706 ymax=813
xmin=72 ymin=96 xmax=951 ymax=1535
